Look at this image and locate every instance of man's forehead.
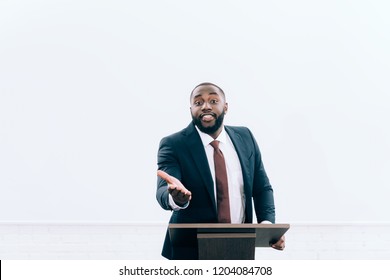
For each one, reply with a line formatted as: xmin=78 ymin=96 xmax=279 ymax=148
xmin=191 ymin=85 xmax=223 ymax=98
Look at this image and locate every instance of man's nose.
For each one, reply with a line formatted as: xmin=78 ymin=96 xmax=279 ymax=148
xmin=201 ymin=101 xmax=212 ymax=110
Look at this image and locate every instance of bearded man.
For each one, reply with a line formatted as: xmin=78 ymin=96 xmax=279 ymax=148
xmin=156 ymin=82 xmax=285 ymax=259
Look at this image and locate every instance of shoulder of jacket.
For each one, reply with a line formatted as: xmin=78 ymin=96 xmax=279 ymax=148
xmin=225 ymin=125 xmax=250 ymax=134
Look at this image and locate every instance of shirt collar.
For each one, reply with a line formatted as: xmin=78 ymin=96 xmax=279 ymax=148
xmin=194 ymin=125 xmax=228 ymax=147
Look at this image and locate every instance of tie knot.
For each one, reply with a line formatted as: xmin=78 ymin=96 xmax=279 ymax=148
xmin=210 ymin=140 xmax=220 ymax=150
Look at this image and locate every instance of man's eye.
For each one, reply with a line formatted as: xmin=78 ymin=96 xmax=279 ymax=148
xmin=210 ymin=99 xmax=218 ymax=104
xmin=194 ymin=101 xmax=203 ymax=106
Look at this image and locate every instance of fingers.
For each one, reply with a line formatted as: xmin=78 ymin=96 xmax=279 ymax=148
xmin=168 ymin=184 xmax=192 ymax=201
xmin=157 ymin=170 xmax=173 ymax=184
xmin=271 ymin=235 xmax=285 ymax=250
xmin=157 ymin=170 xmax=192 ymax=203
xmin=158 ymin=170 xmax=185 ymax=189
xmin=169 ymin=186 xmax=192 ymax=206
xmin=157 ymin=170 xmax=184 ymax=187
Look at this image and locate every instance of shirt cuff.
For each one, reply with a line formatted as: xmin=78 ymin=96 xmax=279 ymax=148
xmin=260 ymin=220 xmax=273 ymax=224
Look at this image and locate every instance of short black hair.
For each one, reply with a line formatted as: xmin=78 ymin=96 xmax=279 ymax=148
xmin=190 ymin=82 xmax=226 ymax=100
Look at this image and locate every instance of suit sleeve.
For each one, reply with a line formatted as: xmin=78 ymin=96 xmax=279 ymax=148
xmin=248 ymin=129 xmax=276 ymax=223
xmin=156 ymin=136 xmax=183 ymax=211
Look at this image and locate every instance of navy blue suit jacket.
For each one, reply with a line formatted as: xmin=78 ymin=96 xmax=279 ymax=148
xmin=156 ymin=122 xmax=275 ymax=259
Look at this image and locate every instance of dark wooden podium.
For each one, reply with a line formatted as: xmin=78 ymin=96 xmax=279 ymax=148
xmin=168 ymin=223 xmax=289 ymax=260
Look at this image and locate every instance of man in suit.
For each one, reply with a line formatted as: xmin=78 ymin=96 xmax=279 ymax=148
xmin=156 ymin=82 xmax=285 ymax=259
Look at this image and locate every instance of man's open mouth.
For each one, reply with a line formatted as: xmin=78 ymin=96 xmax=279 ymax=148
xmin=200 ymin=113 xmax=216 ymax=122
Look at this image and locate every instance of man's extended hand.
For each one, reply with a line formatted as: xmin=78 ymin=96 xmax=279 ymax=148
xmin=157 ymin=170 xmax=192 ymax=207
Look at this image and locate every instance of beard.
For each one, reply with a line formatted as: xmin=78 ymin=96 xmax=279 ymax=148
xmin=192 ymin=112 xmax=225 ymax=135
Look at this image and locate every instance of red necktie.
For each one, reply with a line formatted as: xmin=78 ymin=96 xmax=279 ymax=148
xmin=210 ymin=140 xmax=231 ymax=223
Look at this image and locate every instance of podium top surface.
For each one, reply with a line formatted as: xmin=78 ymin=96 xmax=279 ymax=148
xmin=168 ymin=223 xmax=290 ymax=229
xmin=168 ymin=223 xmax=289 ymax=247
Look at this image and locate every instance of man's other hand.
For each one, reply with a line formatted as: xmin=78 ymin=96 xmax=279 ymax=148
xmin=271 ymin=235 xmax=285 ymax=250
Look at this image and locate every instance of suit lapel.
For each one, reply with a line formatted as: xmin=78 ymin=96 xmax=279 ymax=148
xmin=183 ymin=123 xmax=217 ymax=211
xmin=225 ymin=126 xmax=252 ymax=196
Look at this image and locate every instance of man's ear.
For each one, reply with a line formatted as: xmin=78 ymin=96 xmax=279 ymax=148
xmin=224 ymin=102 xmax=228 ymax=113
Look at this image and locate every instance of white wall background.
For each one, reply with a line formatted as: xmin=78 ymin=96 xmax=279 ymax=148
xmin=1 ymin=222 xmax=390 ymax=260
xmin=1 ymin=0 xmax=390 ymax=224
